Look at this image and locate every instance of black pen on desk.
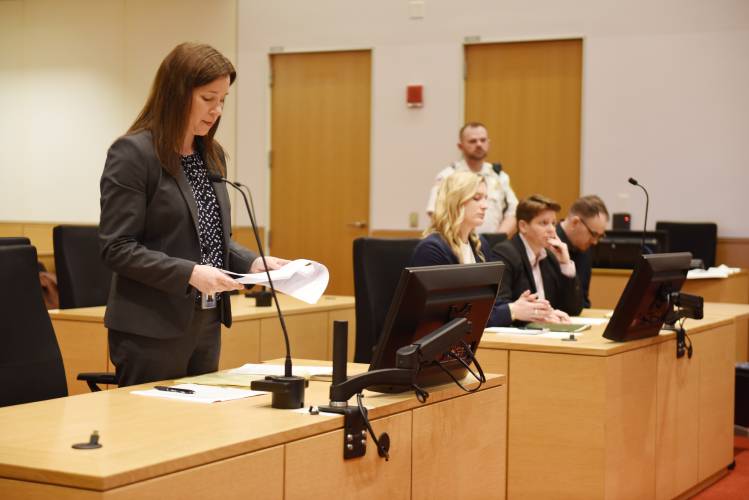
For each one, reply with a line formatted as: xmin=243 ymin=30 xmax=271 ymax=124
xmin=154 ymin=385 xmax=194 ymax=394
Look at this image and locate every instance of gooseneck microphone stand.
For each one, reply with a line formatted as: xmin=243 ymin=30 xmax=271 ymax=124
xmin=208 ymin=172 xmax=306 ymax=409
xmin=628 ymin=177 xmax=649 ymax=253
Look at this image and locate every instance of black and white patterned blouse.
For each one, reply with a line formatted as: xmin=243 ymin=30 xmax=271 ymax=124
xmin=181 ymin=152 xmax=226 ymax=275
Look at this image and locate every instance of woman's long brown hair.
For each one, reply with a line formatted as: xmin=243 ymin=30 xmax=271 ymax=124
xmin=128 ymin=42 xmax=236 ymax=176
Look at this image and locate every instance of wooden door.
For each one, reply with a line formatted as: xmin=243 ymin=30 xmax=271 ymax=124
xmin=270 ymin=50 xmax=371 ymax=296
xmin=465 ymin=39 xmax=582 ymax=213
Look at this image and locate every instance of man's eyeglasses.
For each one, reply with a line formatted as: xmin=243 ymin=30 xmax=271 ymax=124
xmin=579 ymin=217 xmax=606 ymax=241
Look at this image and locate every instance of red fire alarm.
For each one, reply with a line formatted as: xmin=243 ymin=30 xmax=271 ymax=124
xmin=406 ymin=84 xmax=423 ymax=108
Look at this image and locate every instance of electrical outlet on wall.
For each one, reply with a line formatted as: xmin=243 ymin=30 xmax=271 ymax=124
xmin=409 ymin=212 xmax=419 ymax=228
xmin=408 ymin=0 xmax=425 ymax=19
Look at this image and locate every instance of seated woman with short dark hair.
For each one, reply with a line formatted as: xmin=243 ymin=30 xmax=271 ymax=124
xmin=491 ymin=194 xmax=583 ymax=324
xmin=410 ymin=171 xmax=543 ymax=326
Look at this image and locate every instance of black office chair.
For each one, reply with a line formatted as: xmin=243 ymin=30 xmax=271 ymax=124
xmin=655 ymin=221 xmax=718 ymax=268
xmin=0 ymin=237 xmax=31 ymax=246
xmin=352 ymin=237 xmax=420 ymax=363
xmin=0 ymin=245 xmax=69 ymax=406
xmin=53 ymin=225 xmax=112 ymax=309
xmin=481 ymin=232 xmax=508 ymax=251
xmin=0 ymin=243 xmax=116 ymax=405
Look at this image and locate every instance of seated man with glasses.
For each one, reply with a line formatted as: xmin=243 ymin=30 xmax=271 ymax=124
xmin=557 ymin=195 xmax=610 ymax=308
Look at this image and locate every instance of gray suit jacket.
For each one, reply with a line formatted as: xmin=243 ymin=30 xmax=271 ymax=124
xmin=99 ymin=130 xmax=257 ymax=339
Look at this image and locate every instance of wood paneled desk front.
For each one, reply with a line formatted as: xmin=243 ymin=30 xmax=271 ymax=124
xmin=477 ymin=305 xmax=739 ymax=500
xmin=700 ymin=302 xmax=749 ymax=361
xmin=590 ymin=269 xmax=749 ymax=361
xmin=48 ymin=295 xmax=356 ymax=395
xmin=0 ymin=365 xmax=507 ymax=500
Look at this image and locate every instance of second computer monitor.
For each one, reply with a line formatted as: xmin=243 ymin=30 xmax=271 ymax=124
xmin=603 ymin=252 xmax=692 ymax=342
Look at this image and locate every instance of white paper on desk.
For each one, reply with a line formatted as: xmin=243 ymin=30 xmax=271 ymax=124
xmin=485 ymin=327 xmax=543 ymax=335
xmin=229 ymin=363 xmax=333 ymax=378
xmin=537 ymin=331 xmax=585 ymax=339
xmin=485 ymin=327 xmax=585 ymax=339
xmin=222 ymin=259 xmax=329 ymax=304
xmin=687 ymin=265 xmax=739 ymax=280
xmin=131 ymin=384 xmax=265 ymax=403
xmin=569 ymin=317 xmax=608 ymax=326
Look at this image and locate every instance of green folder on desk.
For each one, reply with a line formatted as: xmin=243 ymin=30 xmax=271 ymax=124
xmin=525 ymin=322 xmax=591 ymax=333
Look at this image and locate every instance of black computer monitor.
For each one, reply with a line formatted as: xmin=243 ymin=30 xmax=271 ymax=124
xmin=592 ymin=230 xmax=669 ymax=269
xmin=603 ymin=252 xmax=692 ymax=342
xmin=368 ymin=262 xmax=504 ymax=393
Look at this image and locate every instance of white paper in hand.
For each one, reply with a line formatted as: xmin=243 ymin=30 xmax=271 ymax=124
xmin=222 ymin=259 xmax=329 ymax=304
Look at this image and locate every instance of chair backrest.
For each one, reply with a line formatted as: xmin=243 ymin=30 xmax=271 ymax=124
xmin=0 ymin=237 xmax=31 ymax=246
xmin=655 ymin=221 xmax=718 ymax=268
xmin=352 ymin=237 xmax=420 ymax=363
xmin=53 ymin=225 xmax=112 ymax=309
xmin=481 ymin=232 xmax=508 ymax=251
xmin=0 ymin=245 xmax=68 ymax=406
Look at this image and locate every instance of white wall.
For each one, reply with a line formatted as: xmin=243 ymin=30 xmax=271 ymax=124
xmin=237 ymin=0 xmax=749 ymax=237
xmin=0 ymin=0 xmax=237 ymax=223
xmin=2 ymin=0 xmax=748 ymax=237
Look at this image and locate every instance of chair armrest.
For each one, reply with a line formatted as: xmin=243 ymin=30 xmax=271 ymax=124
xmin=77 ymin=372 xmax=118 ymax=392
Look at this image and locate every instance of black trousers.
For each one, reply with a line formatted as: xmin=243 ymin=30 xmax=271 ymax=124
xmin=108 ymin=308 xmax=221 ymax=387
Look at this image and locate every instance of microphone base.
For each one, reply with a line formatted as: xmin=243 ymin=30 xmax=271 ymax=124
xmin=255 ymin=290 xmax=273 ymax=307
xmin=251 ymin=375 xmax=307 ymax=409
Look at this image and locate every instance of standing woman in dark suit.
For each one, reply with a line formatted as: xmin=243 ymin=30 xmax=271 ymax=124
xmin=99 ymin=43 xmax=287 ymax=386
xmin=491 ymin=194 xmax=583 ymax=324
xmin=410 ymin=171 xmax=546 ymax=326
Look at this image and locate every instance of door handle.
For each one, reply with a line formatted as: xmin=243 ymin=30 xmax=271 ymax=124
xmin=347 ymin=221 xmax=368 ymax=229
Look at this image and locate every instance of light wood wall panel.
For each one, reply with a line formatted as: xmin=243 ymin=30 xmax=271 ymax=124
xmin=412 ymin=385 xmax=507 ymax=500
xmin=0 ymin=221 xmax=59 ymax=272
xmin=231 ymin=226 xmax=264 ymax=256
xmin=694 ymin=323 xmax=735 ymax=481
xmin=655 ymin=339 xmax=700 ymax=499
xmin=717 ymin=237 xmax=749 ymax=269
xmin=0 ymin=222 xmax=264 ymax=274
xmin=370 ymin=229 xmax=421 ymax=239
xmin=284 ymin=413 xmax=412 ymax=500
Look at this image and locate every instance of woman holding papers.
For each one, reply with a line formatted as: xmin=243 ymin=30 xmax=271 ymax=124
xmin=491 ymin=195 xmax=584 ymax=324
xmin=99 ymin=43 xmax=287 ymax=386
xmin=409 ymin=171 xmax=545 ymax=326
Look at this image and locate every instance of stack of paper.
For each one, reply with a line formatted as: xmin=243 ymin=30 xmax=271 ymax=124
xmin=687 ymin=265 xmax=740 ymax=280
xmin=569 ymin=317 xmax=608 ymax=326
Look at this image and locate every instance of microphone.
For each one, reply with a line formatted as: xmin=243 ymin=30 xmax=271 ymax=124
xmin=208 ymin=171 xmax=306 ymax=409
xmin=627 ymin=177 xmax=649 ymax=253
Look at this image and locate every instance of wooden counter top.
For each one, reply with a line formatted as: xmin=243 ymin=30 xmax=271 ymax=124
xmin=47 ymin=294 xmax=355 ymax=323
xmin=0 ymin=362 xmax=504 ymax=492
xmin=478 ymin=305 xmax=735 ymax=357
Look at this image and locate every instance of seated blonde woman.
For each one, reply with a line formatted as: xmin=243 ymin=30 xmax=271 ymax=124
xmin=409 ymin=171 xmax=543 ymax=326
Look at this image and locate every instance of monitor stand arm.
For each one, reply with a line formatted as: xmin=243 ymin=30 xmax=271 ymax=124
xmin=327 ymin=317 xmax=470 ymax=404
xmin=328 ymin=367 xmax=415 ymax=404
xmin=663 ymin=291 xmax=704 ymax=359
xmin=319 ymin=317 xmax=471 ymax=460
